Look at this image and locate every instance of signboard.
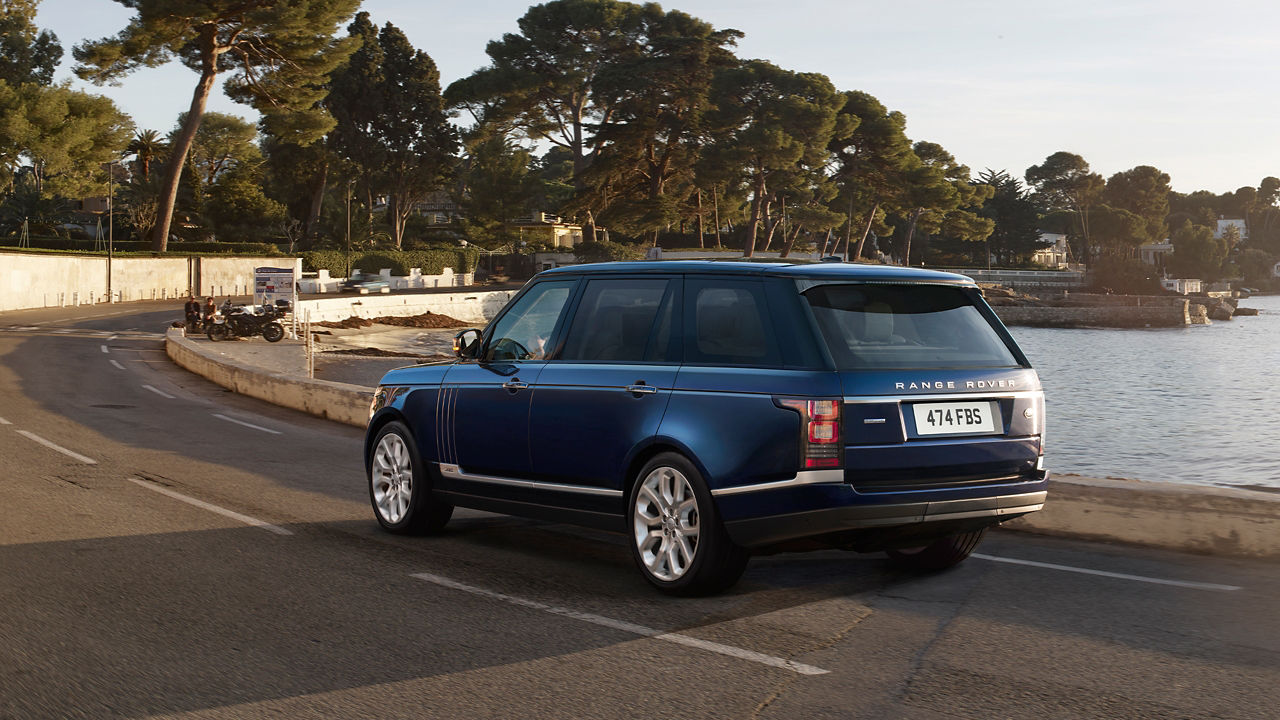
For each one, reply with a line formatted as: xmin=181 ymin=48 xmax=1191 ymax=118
xmin=254 ymin=266 xmax=296 ymax=309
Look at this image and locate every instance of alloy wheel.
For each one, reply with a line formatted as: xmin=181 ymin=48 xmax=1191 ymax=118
xmin=372 ymin=432 xmax=413 ymax=524
xmin=633 ymin=465 xmax=700 ymax=581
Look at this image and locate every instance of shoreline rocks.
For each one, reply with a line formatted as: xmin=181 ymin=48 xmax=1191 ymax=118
xmin=983 ymin=286 xmax=1260 ymax=328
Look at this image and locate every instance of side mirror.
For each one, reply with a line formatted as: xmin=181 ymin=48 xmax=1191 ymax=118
xmin=453 ymin=328 xmax=482 ymax=358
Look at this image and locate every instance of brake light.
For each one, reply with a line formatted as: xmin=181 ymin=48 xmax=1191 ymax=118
xmin=776 ymin=398 xmax=843 ymax=469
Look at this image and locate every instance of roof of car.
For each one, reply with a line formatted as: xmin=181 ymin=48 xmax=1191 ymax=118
xmin=537 ymin=260 xmax=976 ymax=285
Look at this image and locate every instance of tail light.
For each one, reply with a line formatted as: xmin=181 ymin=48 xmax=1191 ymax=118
xmin=775 ymin=398 xmax=842 ymax=469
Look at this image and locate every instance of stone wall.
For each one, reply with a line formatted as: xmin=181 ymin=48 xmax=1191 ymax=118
xmin=293 ymin=289 xmax=517 ymax=325
xmin=0 ymin=252 xmax=301 ymax=311
xmin=994 ymin=302 xmax=1189 ymax=328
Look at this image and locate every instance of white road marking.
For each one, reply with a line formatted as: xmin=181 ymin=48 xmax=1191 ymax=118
xmin=108 ymin=335 xmax=118 ymax=340
xmin=100 ymin=345 xmax=109 ymax=353
xmin=411 ymin=572 xmax=830 ymax=676
xmin=52 ymin=329 xmax=71 ymax=334
xmin=109 ymin=359 xmax=125 ymax=370
xmin=212 ymin=413 xmax=282 ymax=435
xmin=0 ymin=416 xmax=11 ymax=425
xmin=15 ymin=431 xmax=97 ymax=464
xmin=142 ymin=384 xmax=175 ymax=399
xmin=127 ymin=477 xmax=292 ymax=535
xmin=973 ymin=554 xmax=1242 ymax=591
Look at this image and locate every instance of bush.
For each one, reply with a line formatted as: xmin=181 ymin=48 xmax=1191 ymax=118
xmin=301 ymin=248 xmax=480 ymax=277
xmin=6 ymin=236 xmax=283 ymax=255
xmin=574 ymin=239 xmax=645 ymax=263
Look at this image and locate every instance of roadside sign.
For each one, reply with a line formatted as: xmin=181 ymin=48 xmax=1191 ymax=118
xmin=254 ymin=267 xmax=295 ymax=309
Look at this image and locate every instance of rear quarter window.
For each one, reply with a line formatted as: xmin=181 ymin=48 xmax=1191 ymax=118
xmin=802 ymin=283 xmax=1023 ymax=370
xmin=684 ymin=279 xmax=781 ymax=366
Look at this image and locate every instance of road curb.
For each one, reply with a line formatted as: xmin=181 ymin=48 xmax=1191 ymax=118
xmin=165 ymin=328 xmax=1280 ymax=560
xmin=165 ymin=328 xmax=370 ymax=427
xmin=1003 ymin=475 xmax=1280 ymax=559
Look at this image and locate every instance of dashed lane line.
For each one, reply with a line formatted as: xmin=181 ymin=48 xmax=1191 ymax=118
xmin=109 ymin=359 xmax=125 ymax=370
xmin=142 ymin=384 xmax=176 ymax=399
xmin=973 ymin=554 xmax=1242 ymax=591
xmin=15 ymin=430 xmax=97 ymax=465
xmin=100 ymin=344 xmax=109 ymax=353
xmin=411 ymin=572 xmax=830 ymax=676
xmin=0 ymin=416 xmax=10 ymax=425
xmin=212 ymin=413 xmax=282 ymax=435
xmin=126 ymin=477 xmax=293 ymax=535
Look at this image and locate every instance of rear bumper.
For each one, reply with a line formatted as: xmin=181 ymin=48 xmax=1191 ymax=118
xmin=719 ymin=475 xmax=1048 ymax=548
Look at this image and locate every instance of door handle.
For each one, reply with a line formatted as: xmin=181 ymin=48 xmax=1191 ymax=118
xmin=502 ymin=379 xmax=529 ymax=391
xmin=626 ymin=384 xmax=658 ymax=395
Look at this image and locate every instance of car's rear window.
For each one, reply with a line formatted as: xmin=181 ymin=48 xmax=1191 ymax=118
xmin=801 ymin=283 xmax=1023 ymax=370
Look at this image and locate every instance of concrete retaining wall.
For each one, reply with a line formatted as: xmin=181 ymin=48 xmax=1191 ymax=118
xmin=165 ymin=328 xmax=370 ymax=427
xmin=994 ymin=302 xmax=1189 ymax=328
xmin=1006 ymin=475 xmax=1280 ymax=559
xmin=294 ymin=289 xmax=517 ymax=325
xmin=299 ymin=268 xmax=474 ymax=294
xmin=0 ymin=252 xmax=302 ymax=311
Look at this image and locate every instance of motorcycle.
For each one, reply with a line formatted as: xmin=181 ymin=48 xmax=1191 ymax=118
xmin=207 ymin=301 xmax=288 ymax=343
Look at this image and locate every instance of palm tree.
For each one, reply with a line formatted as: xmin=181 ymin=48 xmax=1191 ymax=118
xmin=126 ymin=130 xmax=167 ymax=182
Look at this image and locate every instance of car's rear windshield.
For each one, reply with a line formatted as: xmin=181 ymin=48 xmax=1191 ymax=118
xmin=800 ymin=282 xmax=1024 ymax=370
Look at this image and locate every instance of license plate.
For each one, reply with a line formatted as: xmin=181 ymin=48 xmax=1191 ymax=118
xmin=912 ymin=401 xmax=998 ymax=436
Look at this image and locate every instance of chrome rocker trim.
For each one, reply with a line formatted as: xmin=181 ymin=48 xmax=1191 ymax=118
xmin=711 ymin=469 xmax=846 ymax=497
xmin=437 ymin=463 xmax=624 ymax=498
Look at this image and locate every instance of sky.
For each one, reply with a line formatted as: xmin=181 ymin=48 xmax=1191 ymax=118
xmin=33 ymin=0 xmax=1280 ymax=195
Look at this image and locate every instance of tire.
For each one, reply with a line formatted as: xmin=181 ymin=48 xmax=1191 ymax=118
xmin=886 ymin=528 xmax=987 ymax=572
xmin=262 ymin=322 xmax=285 ymax=343
xmin=206 ymin=324 xmax=227 ymax=342
xmin=627 ymin=452 xmax=748 ymax=596
xmin=368 ymin=420 xmax=452 ymax=534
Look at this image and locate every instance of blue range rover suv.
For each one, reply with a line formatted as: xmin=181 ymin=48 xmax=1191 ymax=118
xmin=365 ymin=262 xmax=1047 ymax=595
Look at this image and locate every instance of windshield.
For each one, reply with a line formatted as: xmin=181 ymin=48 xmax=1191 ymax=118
xmin=801 ymin=283 xmax=1024 ymax=370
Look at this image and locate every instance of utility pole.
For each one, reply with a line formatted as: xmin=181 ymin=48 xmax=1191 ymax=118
xmin=107 ymin=163 xmax=115 ymax=303
xmin=345 ymin=179 xmax=353 ymax=279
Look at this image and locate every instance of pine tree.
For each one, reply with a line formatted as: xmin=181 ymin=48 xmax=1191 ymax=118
xmin=73 ymin=0 xmax=359 ymax=251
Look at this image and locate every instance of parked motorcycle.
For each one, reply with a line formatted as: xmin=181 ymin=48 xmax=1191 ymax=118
xmin=207 ymin=302 xmax=287 ymax=343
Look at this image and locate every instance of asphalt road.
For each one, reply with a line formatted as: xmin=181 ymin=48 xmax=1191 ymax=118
xmin=1 ymin=301 xmax=1277 ymax=719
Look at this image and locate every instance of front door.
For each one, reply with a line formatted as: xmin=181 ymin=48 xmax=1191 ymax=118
xmin=529 ymin=277 xmax=681 ymax=497
xmin=442 ymin=279 xmax=577 ymax=483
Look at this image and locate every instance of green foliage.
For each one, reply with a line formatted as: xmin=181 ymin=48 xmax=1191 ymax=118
xmin=1025 ymin=152 xmax=1104 ymax=265
xmin=1168 ymin=220 xmax=1228 ymax=281
xmin=1237 ymin=248 xmax=1277 ymax=285
xmin=573 ymin=239 xmax=644 ymax=263
xmin=301 ymin=248 xmax=479 ymax=277
xmin=702 ymin=60 xmax=846 ymax=256
xmin=826 ymin=90 xmax=912 ymax=260
xmin=0 ymin=0 xmax=62 ymax=86
xmin=177 ymin=111 xmax=261 ymax=185
xmin=0 ymin=79 xmax=133 ymax=197
xmin=975 ymin=169 xmax=1043 ymax=265
xmin=1089 ymin=257 xmax=1164 ymax=294
xmin=72 ymin=0 xmax=361 ymax=250
xmin=205 ymin=164 xmax=288 ymax=242
xmin=1102 ymin=165 xmax=1170 ymax=246
xmin=328 ymin=15 xmax=456 ymax=249
xmin=454 ymin=135 xmax=538 ymax=249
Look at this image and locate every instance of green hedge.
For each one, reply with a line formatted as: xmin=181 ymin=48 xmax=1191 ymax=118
xmin=301 ymin=248 xmax=480 ymax=277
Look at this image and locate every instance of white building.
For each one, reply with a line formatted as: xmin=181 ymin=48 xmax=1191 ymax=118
xmin=1030 ymin=232 xmax=1069 ymax=268
xmin=1161 ymin=278 xmax=1202 ymax=294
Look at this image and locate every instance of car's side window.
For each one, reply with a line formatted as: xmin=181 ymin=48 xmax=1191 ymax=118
xmin=685 ymin=280 xmax=780 ymax=366
xmin=483 ymin=280 xmax=576 ymax=362
xmin=559 ymin=278 xmax=673 ymax=362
